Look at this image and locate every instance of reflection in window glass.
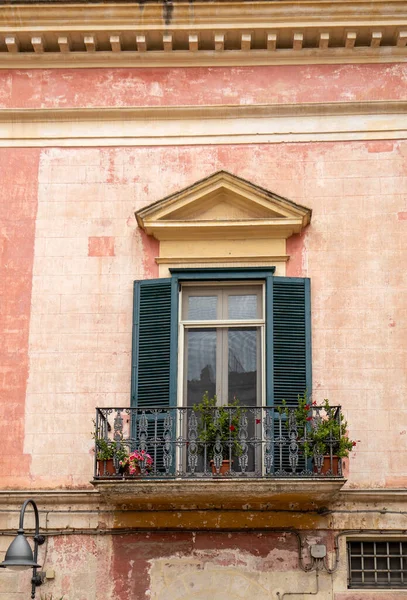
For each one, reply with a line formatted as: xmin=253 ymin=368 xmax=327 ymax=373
xmin=187 ymin=296 xmax=217 ymax=320
xmin=228 ymin=328 xmax=258 ymax=406
xmin=186 ymin=328 xmax=216 ymax=406
xmin=228 ymin=295 xmax=258 ymax=320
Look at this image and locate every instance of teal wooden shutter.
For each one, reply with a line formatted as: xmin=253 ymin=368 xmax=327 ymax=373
xmin=131 ymin=278 xmax=176 ymax=408
xmin=131 ymin=278 xmax=178 ymax=474
xmin=271 ymin=277 xmax=311 ymax=473
xmin=272 ymin=276 xmax=311 ymax=406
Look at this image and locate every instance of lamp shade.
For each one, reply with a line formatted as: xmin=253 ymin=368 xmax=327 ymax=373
xmin=1 ymin=532 xmax=40 ymax=570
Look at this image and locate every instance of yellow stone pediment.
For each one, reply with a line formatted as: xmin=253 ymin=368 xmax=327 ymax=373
xmin=136 ymin=171 xmax=312 ymax=277
xmin=136 ymin=170 xmax=311 ymax=241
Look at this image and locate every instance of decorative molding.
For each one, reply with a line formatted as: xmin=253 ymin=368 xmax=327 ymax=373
xmin=2 ymin=101 xmax=407 ymax=123
xmin=136 ymin=170 xmax=312 ymax=241
xmin=136 ymin=170 xmax=310 ymax=277
xmin=0 ymin=100 xmax=406 ymax=147
xmin=0 ymin=1 xmax=406 ymax=67
xmin=155 ymin=256 xmax=290 ymax=264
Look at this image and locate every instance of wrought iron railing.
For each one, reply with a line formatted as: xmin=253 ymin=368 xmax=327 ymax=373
xmin=93 ymin=405 xmax=345 ymax=479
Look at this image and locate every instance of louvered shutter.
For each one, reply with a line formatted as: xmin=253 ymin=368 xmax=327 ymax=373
xmin=131 ymin=278 xmax=177 ymax=473
xmin=131 ymin=278 xmax=174 ymax=408
xmin=271 ymin=277 xmax=311 ymax=473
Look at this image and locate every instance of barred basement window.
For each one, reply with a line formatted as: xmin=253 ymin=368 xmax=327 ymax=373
xmin=348 ymin=540 xmax=407 ymax=588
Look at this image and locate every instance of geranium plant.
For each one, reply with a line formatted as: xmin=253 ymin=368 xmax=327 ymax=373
xmin=120 ymin=450 xmax=153 ymax=474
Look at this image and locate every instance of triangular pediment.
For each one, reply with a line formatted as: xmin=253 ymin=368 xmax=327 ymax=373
xmin=136 ymin=171 xmax=311 ymax=240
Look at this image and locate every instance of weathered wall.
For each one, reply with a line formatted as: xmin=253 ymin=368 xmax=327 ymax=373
xmin=1 ymin=61 xmax=407 ymax=600
xmin=0 ymin=64 xmax=406 ymax=108
xmin=0 ymin=149 xmax=40 ymax=486
xmin=2 ymin=527 xmax=407 ymax=600
xmin=0 ymin=530 xmax=353 ymax=600
xmin=9 ymin=139 xmax=404 ymax=489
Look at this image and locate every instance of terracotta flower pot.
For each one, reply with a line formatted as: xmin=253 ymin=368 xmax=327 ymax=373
xmin=97 ymin=459 xmax=115 ymax=476
xmin=314 ymin=455 xmax=340 ymax=476
xmin=210 ymin=460 xmax=231 ymax=476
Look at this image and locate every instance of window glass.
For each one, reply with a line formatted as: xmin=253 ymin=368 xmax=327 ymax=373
xmin=187 ymin=296 xmax=218 ymax=320
xmin=228 ymin=328 xmax=258 ymax=406
xmin=228 ymin=294 xmax=258 ymax=320
xmin=186 ymin=328 xmax=216 ymax=406
xmin=182 ymin=283 xmax=264 ymax=410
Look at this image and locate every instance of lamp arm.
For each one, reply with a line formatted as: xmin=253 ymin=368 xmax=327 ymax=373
xmin=18 ymin=499 xmax=45 ymax=600
xmin=18 ymin=499 xmax=40 ymax=534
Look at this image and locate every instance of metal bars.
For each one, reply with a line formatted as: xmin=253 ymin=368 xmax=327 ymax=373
xmin=348 ymin=540 xmax=407 ymax=588
xmin=94 ymin=405 xmax=344 ymax=480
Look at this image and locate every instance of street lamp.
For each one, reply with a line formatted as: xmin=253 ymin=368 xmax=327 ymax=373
xmin=1 ymin=499 xmax=45 ymax=599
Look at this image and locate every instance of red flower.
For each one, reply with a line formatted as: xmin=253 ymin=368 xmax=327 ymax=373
xmin=305 ymin=404 xmax=310 ymax=410
xmin=352 ymin=441 xmax=357 ymax=446
xmin=306 ymin=416 xmax=312 ymax=422
xmin=229 ymin=425 xmax=236 ymax=431
xmin=312 ymin=401 xmax=317 ymax=406
xmin=256 ymin=419 xmax=261 ymax=424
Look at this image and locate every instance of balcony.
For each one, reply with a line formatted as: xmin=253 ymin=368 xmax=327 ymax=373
xmin=92 ymin=405 xmax=347 ymax=509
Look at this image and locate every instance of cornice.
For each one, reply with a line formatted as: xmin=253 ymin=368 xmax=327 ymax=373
xmin=0 ymin=1 xmax=406 ymax=67
xmin=1 ymin=100 xmax=406 ymax=123
xmin=0 ymin=100 xmax=406 ymax=147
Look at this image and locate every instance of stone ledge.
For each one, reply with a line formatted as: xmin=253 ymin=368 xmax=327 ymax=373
xmin=92 ymin=478 xmax=346 ymax=510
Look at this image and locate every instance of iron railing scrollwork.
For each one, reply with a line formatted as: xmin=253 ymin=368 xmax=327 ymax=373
xmin=94 ymin=405 xmax=344 ymax=479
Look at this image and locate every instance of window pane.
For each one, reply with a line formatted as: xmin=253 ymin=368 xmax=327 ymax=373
xmin=228 ymin=294 xmax=258 ymax=320
xmin=186 ymin=329 xmax=216 ymax=406
xmin=187 ymin=296 xmax=218 ymax=320
xmin=228 ymin=328 xmax=258 ymax=406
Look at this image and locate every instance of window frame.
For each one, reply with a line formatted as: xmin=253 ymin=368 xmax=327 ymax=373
xmin=169 ymin=267 xmax=277 ymax=409
xmin=178 ymin=281 xmax=266 ymax=408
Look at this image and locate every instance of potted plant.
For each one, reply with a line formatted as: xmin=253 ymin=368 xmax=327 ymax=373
xmin=119 ymin=450 xmax=153 ymax=476
xmin=308 ymin=398 xmax=357 ymax=475
xmin=94 ymin=436 xmax=128 ymax=477
xmin=279 ymin=395 xmax=357 ymax=475
xmin=193 ymin=392 xmax=242 ymax=475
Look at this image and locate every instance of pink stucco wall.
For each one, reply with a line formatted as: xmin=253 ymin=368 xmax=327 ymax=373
xmin=0 ymin=63 xmax=406 ymax=108
xmin=1 ymin=64 xmax=406 ymax=490
xmin=3 ymin=139 xmax=402 ymax=489
xmin=0 ymin=149 xmax=40 ymax=486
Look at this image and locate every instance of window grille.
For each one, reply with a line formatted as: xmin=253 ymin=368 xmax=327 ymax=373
xmin=348 ymin=540 xmax=407 ymax=588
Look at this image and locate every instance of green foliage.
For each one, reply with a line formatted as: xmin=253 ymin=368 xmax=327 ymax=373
xmin=92 ymin=421 xmax=128 ymax=463
xmin=311 ymin=399 xmax=356 ymax=458
xmin=193 ymin=392 xmax=242 ymax=460
xmin=95 ymin=438 xmax=128 ymax=463
xmin=278 ymin=393 xmax=356 ymax=459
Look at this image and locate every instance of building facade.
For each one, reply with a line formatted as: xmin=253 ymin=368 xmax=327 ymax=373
xmin=1 ymin=1 xmax=407 ymax=599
